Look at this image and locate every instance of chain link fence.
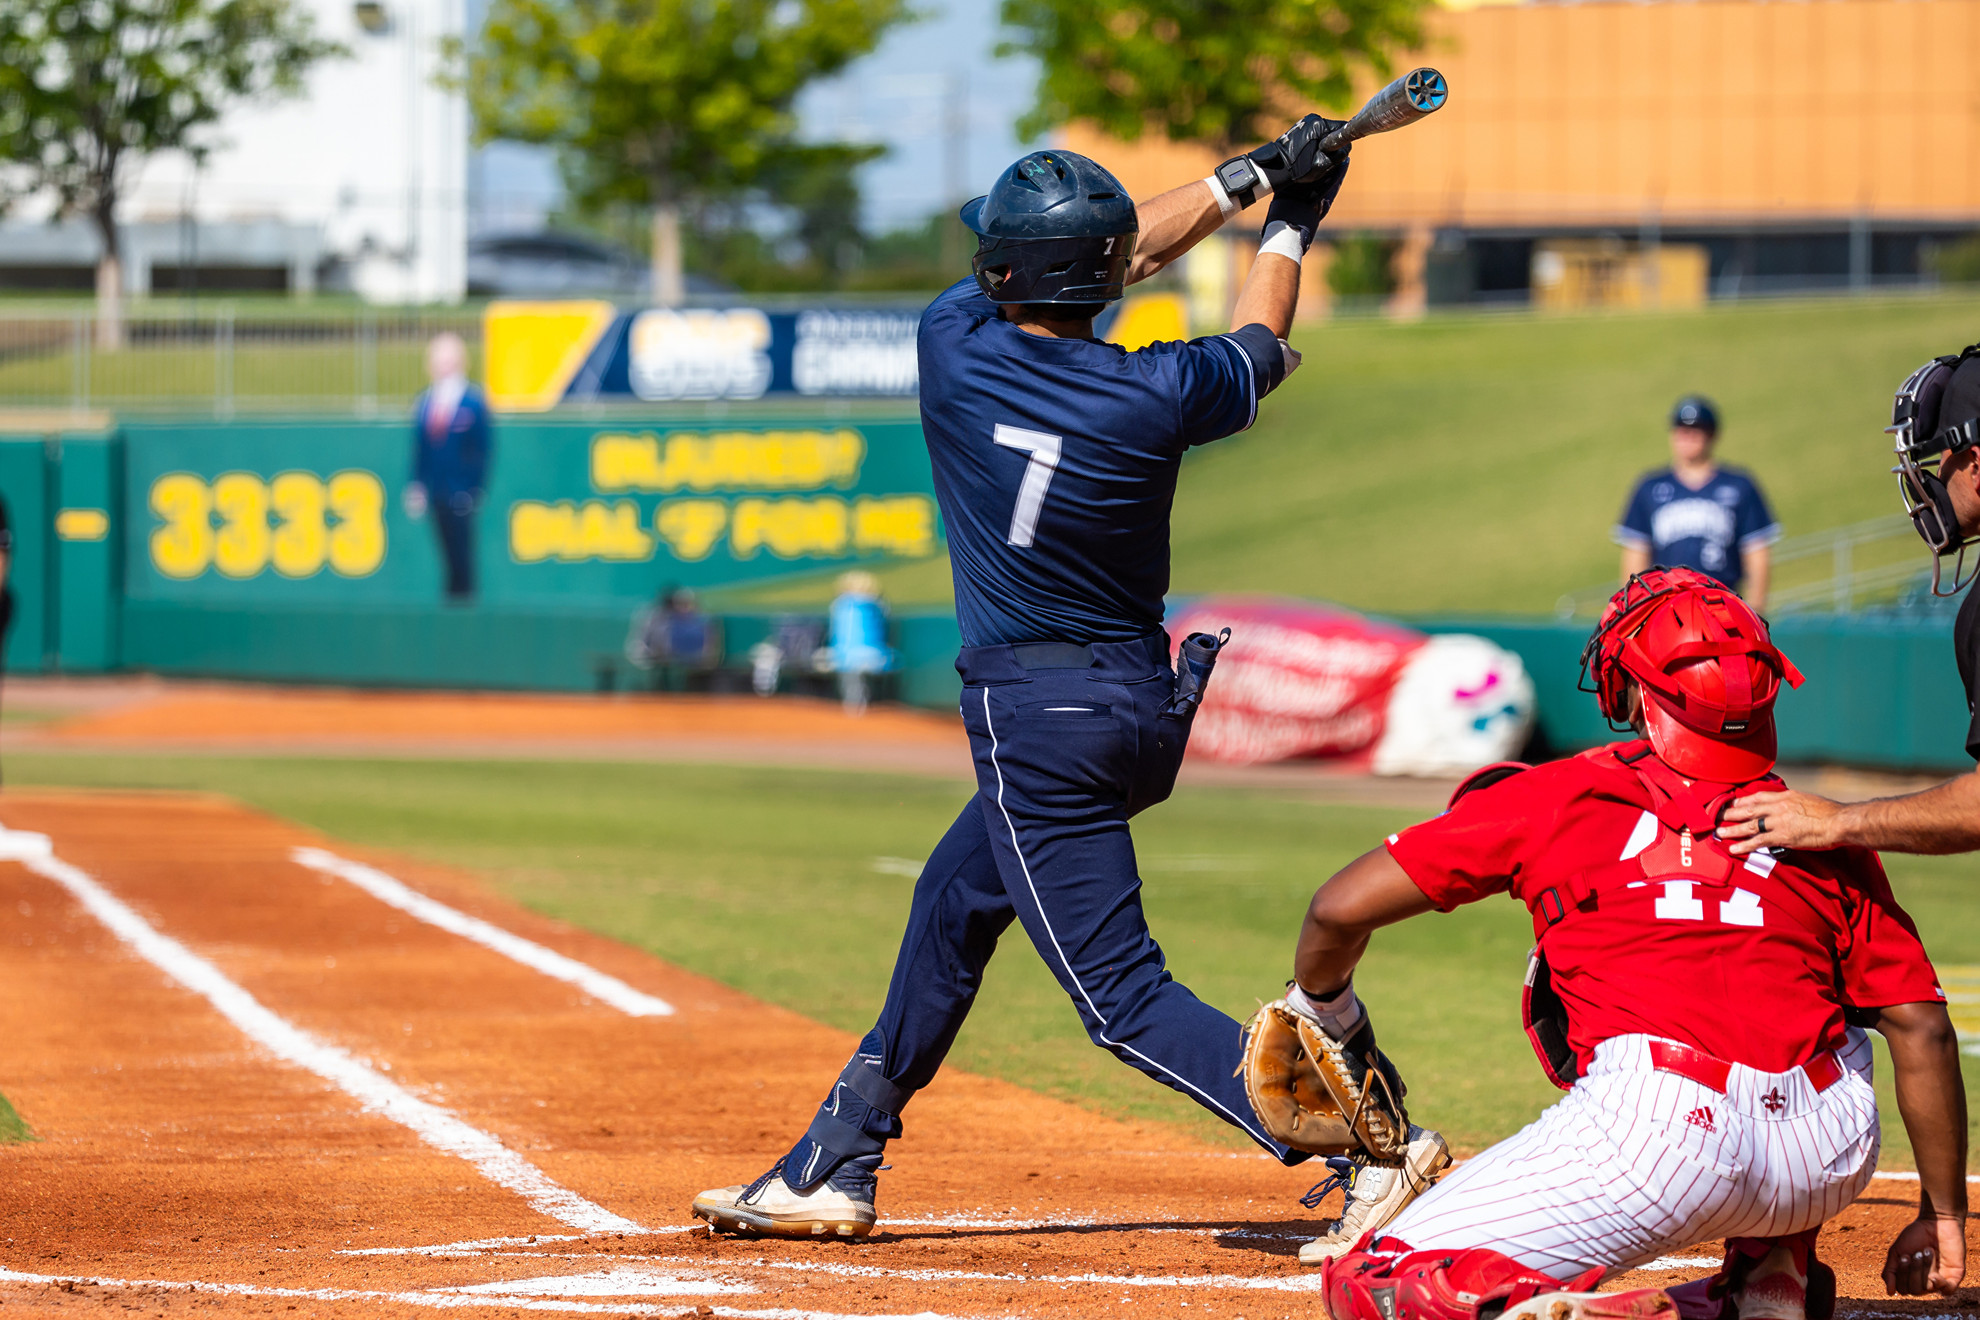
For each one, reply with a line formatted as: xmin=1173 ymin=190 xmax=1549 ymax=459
xmin=1554 ymin=514 xmax=1930 ymax=619
xmin=0 ymin=308 xmax=483 ymax=417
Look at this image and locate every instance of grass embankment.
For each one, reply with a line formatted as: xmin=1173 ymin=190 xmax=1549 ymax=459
xmin=725 ymin=292 xmax=1980 ymax=616
xmin=12 ymin=752 xmax=1977 ymax=1167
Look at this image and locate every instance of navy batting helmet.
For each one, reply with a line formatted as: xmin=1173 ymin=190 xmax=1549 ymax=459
xmin=1670 ymin=395 xmax=1720 ymax=435
xmin=960 ymin=150 xmax=1137 ymax=306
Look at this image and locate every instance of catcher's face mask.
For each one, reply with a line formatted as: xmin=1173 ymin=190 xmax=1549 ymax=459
xmin=1890 ymin=347 xmax=1980 ymax=596
xmin=1578 ymin=567 xmax=1803 ymax=782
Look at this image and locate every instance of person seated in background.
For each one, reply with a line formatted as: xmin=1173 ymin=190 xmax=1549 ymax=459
xmin=625 ymin=587 xmax=723 ymax=692
xmin=1616 ymin=396 xmax=1778 ymax=609
xmin=827 ymin=571 xmax=894 ymax=715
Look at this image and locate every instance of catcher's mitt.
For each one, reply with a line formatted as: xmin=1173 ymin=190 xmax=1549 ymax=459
xmin=1239 ymin=998 xmax=1412 ymax=1158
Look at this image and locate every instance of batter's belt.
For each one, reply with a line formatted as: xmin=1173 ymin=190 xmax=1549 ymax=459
xmin=1649 ymin=1038 xmax=1844 ymax=1095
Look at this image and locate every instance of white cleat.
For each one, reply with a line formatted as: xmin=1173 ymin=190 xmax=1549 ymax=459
xmin=1297 ymin=1125 xmax=1452 ymax=1265
xmin=691 ymin=1158 xmax=878 ymax=1240
xmin=1731 ymin=1243 xmax=1809 ymax=1320
xmin=1497 ymin=1287 xmax=1677 ymax=1320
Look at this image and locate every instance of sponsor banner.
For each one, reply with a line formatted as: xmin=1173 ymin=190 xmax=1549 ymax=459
xmin=125 ymin=416 xmax=939 ymax=605
xmin=482 ymin=294 xmax=1185 ymax=411
xmin=486 ymin=303 xmax=921 ymax=411
xmin=1167 ymin=596 xmax=1533 ymax=773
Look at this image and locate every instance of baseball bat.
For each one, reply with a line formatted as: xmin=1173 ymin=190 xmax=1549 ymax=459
xmin=1318 ymin=68 xmax=1448 ymax=155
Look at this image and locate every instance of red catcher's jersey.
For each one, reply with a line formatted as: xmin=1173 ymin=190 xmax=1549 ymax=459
xmin=1387 ymin=741 xmax=1945 ymax=1074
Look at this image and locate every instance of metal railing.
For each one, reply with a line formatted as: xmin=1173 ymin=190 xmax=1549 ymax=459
xmin=0 ymin=307 xmax=482 ymax=417
xmin=1554 ymin=513 xmax=1932 ymax=619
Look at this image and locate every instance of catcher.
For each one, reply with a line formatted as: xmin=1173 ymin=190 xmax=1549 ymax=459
xmin=1241 ymin=568 xmax=1966 ymax=1320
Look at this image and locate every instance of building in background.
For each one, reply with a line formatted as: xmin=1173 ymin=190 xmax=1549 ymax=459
xmin=0 ymin=0 xmax=468 ymax=304
xmin=1072 ymin=0 xmax=1980 ymax=312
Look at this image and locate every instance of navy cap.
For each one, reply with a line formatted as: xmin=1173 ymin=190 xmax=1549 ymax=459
xmin=1670 ymin=395 xmax=1719 ymax=435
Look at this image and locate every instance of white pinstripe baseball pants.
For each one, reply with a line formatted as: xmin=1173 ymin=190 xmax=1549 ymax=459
xmin=1384 ymin=1031 xmax=1881 ymax=1281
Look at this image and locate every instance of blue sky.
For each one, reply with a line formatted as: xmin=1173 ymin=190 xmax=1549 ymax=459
xmin=471 ymin=2 xmax=1043 ymax=236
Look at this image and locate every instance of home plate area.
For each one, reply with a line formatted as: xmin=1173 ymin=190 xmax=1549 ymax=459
xmin=0 ymin=790 xmax=1963 ymax=1318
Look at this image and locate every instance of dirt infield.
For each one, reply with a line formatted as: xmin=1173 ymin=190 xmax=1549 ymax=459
xmin=0 ymin=789 xmax=1972 ymax=1318
xmin=8 ymin=681 xmax=1477 ymax=808
xmin=9 ymin=678 xmax=1951 ymax=814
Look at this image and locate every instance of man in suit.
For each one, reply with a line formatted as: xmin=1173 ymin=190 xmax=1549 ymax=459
xmin=407 ymin=332 xmax=492 ymax=601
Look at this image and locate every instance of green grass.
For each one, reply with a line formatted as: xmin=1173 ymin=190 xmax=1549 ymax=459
xmin=0 ymin=342 xmax=438 ymax=412
xmin=11 ymin=751 xmax=1977 ymax=1167
xmin=0 ymin=1090 xmax=32 ymax=1143
xmin=720 ymin=291 xmax=1980 ymax=615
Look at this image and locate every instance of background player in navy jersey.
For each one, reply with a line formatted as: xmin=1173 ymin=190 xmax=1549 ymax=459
xmin=693 ymin=122 xmax=1374 ymax=1239
xmin=1616 ymin=396 xmax=1780 ymax=608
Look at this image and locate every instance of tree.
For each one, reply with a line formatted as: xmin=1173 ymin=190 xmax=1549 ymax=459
xmin=1000 ymin=0 xmax=1428 ymax=150
xmin=466 ymin=0 xmax=912 ymax=305
xmin=0 ymin=0 xmax=344 ymax=349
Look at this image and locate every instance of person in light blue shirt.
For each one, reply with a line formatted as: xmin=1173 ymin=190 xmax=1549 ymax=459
xmin=1616 ymin=395 xmax=1779 ymax=607
xmin=827 ymin=571 xmax=893 ymax=714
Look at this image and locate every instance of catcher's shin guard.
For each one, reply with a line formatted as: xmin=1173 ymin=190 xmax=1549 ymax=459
xmin=1322 ymin=1239 xmax=1630 ymax=1320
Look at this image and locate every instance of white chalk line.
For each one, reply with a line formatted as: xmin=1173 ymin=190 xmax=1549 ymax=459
xmin=604 ymin=1255 xmax=1332 ymax=1294
xmin=0 ymin=1268 xmax=958 ymax=1320
xmin=345 ymin=1216 xmax=1305 ymax=1258
xmin=0 ymin=825 xmax=641 ymax=1235
xmin=342 ymin=1233 xmax=691 ymax=1257
xmin=291 ymin=846 xmax=674 ymax=1017
xmin=326 ymin=1253 xmax=1332 ymax=1295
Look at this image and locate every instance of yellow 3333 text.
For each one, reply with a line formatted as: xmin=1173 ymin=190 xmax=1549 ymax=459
xmin=149 ymin=470 xmax=388 ymax=580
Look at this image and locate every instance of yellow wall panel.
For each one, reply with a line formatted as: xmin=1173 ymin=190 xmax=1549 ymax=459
xmin=1064 ymin=0 xmax=1980 ymax=231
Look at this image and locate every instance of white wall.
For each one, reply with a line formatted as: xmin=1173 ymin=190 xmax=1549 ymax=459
xmin=127 ymin=0 xmax=469 ymax=304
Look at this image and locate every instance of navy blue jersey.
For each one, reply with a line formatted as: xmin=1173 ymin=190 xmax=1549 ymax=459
xmin=918 ymin=279 xmax=1283 ymax=646
xmin=1614 ymin=465 xmax=1779 ymax=591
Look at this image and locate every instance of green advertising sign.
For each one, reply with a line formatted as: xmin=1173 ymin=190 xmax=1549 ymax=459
xmin=122 ymin=416 xmax=939 ymax=606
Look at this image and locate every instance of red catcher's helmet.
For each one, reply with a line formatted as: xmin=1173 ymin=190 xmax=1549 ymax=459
xmin=1580 ymin=568 xmax=1804 ymax=783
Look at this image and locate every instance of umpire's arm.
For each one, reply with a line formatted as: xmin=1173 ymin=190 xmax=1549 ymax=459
xmin=1721 ymin=772 xmax=1980 ymax=855
xmin=1874 ymin=1000 xmax=1968 ymax=1295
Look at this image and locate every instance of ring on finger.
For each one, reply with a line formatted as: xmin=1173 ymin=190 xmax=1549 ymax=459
xmin=1757 ymin=816 xmax=1768 ymax=834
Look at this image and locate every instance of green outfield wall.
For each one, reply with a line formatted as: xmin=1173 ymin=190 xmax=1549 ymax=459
xmin=0 ymin=415 xmax=1970 ymax=771
xmin=1423 ymin=615 xmax=1974 ymax=773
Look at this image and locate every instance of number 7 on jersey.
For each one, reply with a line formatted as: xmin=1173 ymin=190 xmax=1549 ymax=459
xmin=993 ymin=424 xmax=1063 ymax=548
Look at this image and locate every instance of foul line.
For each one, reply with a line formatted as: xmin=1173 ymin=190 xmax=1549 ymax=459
xmin=0 ymin=827 xmax=642 ymax=1235
xmin=0 ymin=1269 xmax=958 ymax=1320
xmin=291 ymin=847 xmax=673 ymax=1017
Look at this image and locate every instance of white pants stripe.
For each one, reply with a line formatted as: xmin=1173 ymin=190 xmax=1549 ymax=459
xmin=1386 ymin=1032 xmax=1881 ymax=1281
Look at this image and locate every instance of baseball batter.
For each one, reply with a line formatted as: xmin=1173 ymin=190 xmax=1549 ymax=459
xmin=693 ymin=125 xmax=1359 ymax=1237
xmin=1276 ymin=569 xmax=1966 ymax=1320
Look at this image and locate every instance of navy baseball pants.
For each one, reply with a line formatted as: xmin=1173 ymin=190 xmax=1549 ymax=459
xmin=785 ymin=632 xmax=1297 ymax=1190
xmin=433 ymin=497 xmax=476 ymax=601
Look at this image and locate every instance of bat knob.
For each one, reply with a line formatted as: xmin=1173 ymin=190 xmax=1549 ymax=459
xmin=1404 ymin=68 xmax=1448 ymax=113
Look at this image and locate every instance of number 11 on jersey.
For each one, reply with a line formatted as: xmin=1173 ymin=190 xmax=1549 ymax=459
xmin=994 ymin=424 xmax=1063 ymax=548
